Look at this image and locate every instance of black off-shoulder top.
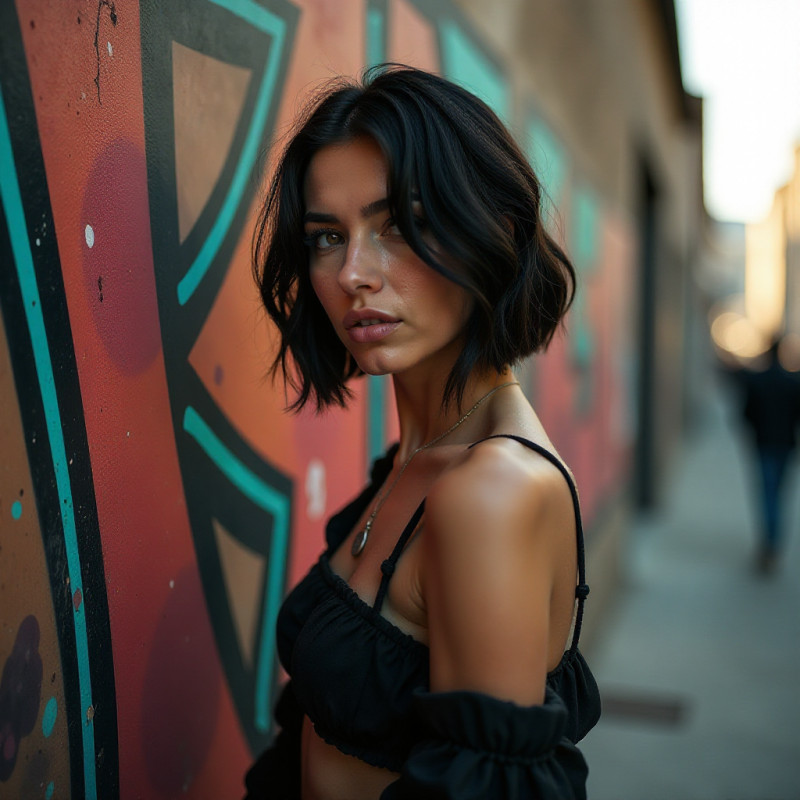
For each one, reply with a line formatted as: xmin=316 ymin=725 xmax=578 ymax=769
xmin=244 ymin=435 xmax=601 ymax=799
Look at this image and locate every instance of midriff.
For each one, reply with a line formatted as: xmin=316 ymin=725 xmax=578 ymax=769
xmin=301 ymin=715 xmax=399 ymax=800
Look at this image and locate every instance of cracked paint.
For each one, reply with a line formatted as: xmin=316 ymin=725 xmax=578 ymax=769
xmin=92 ymin=0 xmax=117 ymax=104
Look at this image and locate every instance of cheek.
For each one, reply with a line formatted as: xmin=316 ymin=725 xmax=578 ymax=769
xmin=441 ymin=288 xmax=473 ymax=341
xmin=309 ymin=267 xmax=335 ymax=307
xmin=308 ymin=272 xmax=337 ymax=327
xmin=309 ymin=269 xmax=322 ymax=300
xmin=426 ymin=277 xmax=472 ymax=327
xmin=310 ymin=271 xmax=353 ymax=342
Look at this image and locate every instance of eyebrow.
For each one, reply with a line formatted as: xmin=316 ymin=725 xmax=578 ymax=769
xmin=303 ymin=197 xmax=391 ymax=226
xmin=304 ymin=194 xmax=425 ymax=226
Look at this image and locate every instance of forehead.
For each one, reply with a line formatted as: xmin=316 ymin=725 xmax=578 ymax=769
xmin=304 ymin=137 xmax=388 ymax=209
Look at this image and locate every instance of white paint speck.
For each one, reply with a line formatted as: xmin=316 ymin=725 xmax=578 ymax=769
xmin=169 ymin=579 xmax=175 ymax=589
xmin=85 ymin=224 xmax=94 ymax=248
xmin=35 ymin=238 xmax=41 ymax=246
xmin=305 ymin=459 xmax=327 ymax=520
xmin=126 ymin=431 xmax=130 ymax=438
xmin=107 ymin=41 xmax=113 ymax=57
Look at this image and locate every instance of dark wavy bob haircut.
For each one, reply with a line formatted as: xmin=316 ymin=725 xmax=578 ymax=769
xmin=254 ymin=64 xmax=575 ymax=412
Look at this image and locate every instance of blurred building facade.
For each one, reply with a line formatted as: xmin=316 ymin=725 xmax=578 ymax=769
xmin=786 ymin=147 xmax=800 ymax=333
xmin=708 ymin=144 xmax=800 ymax=367
xmin=752 ymin=144 xmax=800 ymax=337
xmin=746 ymin=197 xmax=787 ymax=338
xmin=0 ymin=0 xmax=702 ymax=796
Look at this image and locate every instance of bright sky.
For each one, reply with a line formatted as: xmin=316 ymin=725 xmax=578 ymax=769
xmin=675 ymin=0 xmax=800 ymax=223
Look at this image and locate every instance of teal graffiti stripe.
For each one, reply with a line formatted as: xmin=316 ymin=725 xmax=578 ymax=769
xmin=367 ymin=375 xmax=386 ymax=469
xmin=42 ymin=696 xmax=58 ymax=737
xmin=440 ymin=19 xmax=509 ymax=122
xmin=177 ymin=0 xmax=286 ymax=305
xmin=569 ymin=184 xmax=599 ymax=370
xmin=0 ymin=88 xmax=97 ymax=799
xmin=182 ymin=406 xmax=290 ymax=732
xmin=572 ymin=185 xmax=599 ymax=271
xmin=526 ymin=117 xmax=567 ymax=210
xmin=366 ymin=8 xmax=385 ymax=66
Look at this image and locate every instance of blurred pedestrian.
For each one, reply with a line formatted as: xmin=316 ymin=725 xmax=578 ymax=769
xmin=738 ymin=336 xmax=800 ymax=572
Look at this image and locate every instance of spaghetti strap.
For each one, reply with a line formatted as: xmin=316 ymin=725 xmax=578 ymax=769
xmin=468 ymin=434 xmax=589 ymax=655
xmin=373 ymin=500 xmax=426 ymax=613
xmin=373 ymin=434 xmax=590 ymax=654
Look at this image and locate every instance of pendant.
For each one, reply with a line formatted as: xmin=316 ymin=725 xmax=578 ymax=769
xmin=351 ymin=527 xmax=369 ymax=557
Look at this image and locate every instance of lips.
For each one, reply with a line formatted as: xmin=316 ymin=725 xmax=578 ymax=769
xmin=342 ymin=309 xmax=401 ymax=344
xmin=343 ymin=309 xmax=400 ymax=330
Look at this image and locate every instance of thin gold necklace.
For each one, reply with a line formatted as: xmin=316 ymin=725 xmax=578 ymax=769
xmin=351 ymin=380 xmax=520 ymax=557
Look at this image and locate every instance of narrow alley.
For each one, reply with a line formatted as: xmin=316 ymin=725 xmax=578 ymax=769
xmin=582 ymin=375 xmax=800 ymax=800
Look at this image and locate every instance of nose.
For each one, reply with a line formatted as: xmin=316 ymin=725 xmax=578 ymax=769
xmin=337 ymin=235 xmax=383 ymax=295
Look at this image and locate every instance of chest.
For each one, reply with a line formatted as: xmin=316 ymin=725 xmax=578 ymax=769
xmin=328 ymin=488 xmax=430 ymax=644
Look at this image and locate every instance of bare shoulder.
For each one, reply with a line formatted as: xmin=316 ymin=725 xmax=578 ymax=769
xmin=421 ymin=436 xmax=578 ymax=702
xmin=426 ymin=435 xmax=575 ymax=551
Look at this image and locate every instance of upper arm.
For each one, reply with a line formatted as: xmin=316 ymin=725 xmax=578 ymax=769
xmin=422 ymin=442 xmax=574 ymax=707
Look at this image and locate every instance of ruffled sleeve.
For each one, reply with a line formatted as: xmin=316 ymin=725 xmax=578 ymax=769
xmin=380 ymin=687 xmax=588 ymax=800
xmin=243 ymin=681 xmax=302 ymax=800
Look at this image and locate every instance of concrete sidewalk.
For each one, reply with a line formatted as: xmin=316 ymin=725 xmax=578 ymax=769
xmin=580 ymin=379 xmax=800 ymax=800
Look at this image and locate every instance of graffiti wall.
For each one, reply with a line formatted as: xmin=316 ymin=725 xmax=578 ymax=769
xmin=0 ymin=1 xmax=634 ymax=797
xmin=525 ymin=113 xmax=635 ymax=522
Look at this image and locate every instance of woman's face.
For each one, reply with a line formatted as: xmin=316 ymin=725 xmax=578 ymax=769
xmin=303 ymin=136 xmax=472 ymax=380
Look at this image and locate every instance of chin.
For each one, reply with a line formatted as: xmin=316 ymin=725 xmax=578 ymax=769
xmin=355 ymin=361 xmax=394 ymax=377
xmin=351 ymin=351 xmax=404 ymax=377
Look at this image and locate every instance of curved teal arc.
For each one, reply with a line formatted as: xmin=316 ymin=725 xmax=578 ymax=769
xmin=177 ymin=0 xmax=286 ymax=306
xmin=0 ymin=87 xmax=97 ymax=799
xmin=182 ymin=406 xmax=290 ymax=732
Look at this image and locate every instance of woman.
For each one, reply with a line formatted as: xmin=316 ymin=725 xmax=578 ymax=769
xmin=246 ymin=65 xmax=600 ymax=799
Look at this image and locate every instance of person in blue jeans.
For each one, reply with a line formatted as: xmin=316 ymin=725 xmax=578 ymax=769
xmin=740 ymin=337 xmax=800 ymax=572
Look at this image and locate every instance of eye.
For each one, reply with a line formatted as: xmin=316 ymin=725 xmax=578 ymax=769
xmin=382 ymin=217 xmax=427 ymax=239
xmin=303 ymin=229 xmax=343 ymax=251
xmin=384 ymin=219 xmax=403 ymax=237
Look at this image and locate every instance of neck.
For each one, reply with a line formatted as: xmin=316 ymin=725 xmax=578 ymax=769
xmin=391 ymin=368 xmax=517 ymax=461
